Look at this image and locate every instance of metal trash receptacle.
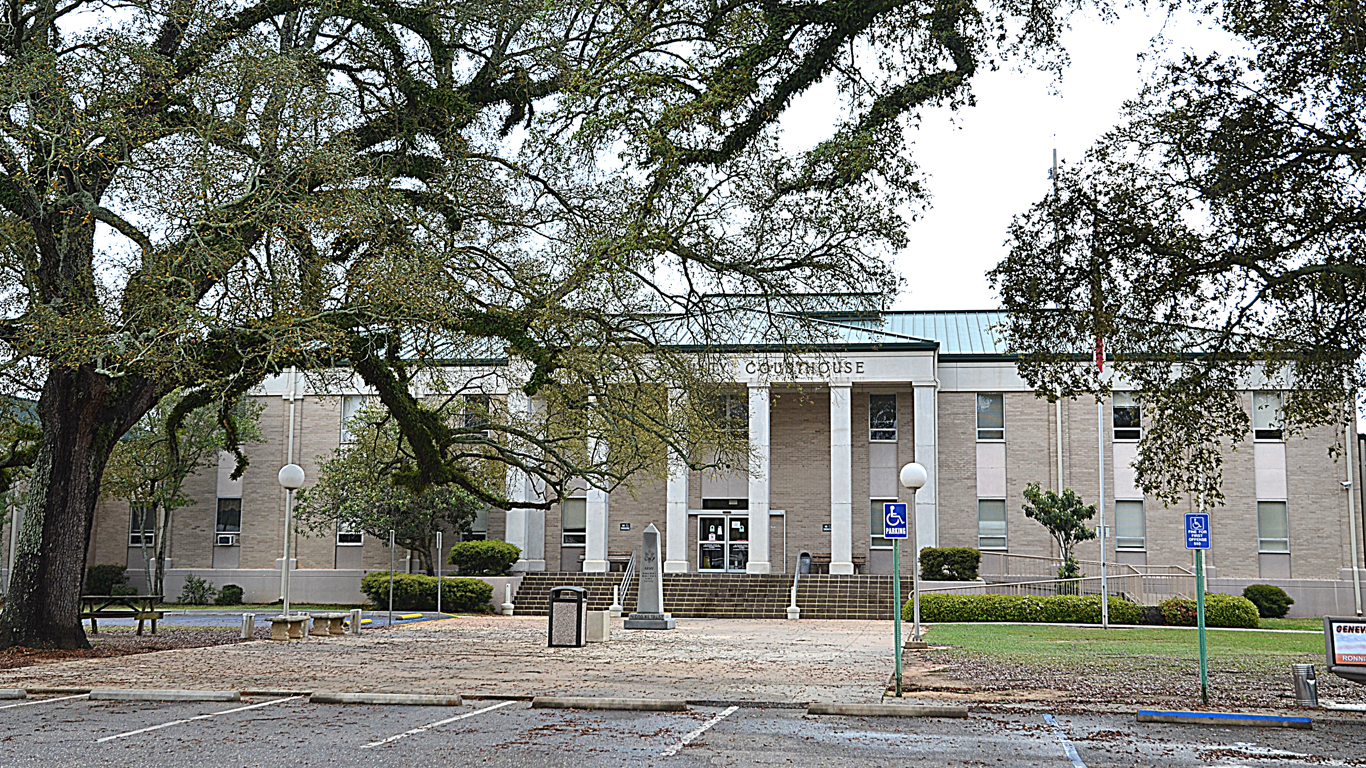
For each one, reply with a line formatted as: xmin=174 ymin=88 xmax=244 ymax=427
xmin=1292 ymin=664 xmax=1318 ymax=707
xmin=798 ymin=552 xmax=812 ymax=575
xmin=548 ymin=586 xmax=588 ymax=647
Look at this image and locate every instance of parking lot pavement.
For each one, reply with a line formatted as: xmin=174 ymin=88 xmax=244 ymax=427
xmin=3 ymin=695 xmax=1364 ymax=767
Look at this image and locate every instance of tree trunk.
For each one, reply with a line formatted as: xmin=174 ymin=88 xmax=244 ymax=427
xmin=0 ymin=367 xmax=159 ymax=649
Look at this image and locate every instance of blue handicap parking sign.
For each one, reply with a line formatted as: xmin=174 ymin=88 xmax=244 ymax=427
xmin=884 ymin=503 xmax=908 ymax=539
xmin=1185 ymin=512 xmax=1210 ymax=550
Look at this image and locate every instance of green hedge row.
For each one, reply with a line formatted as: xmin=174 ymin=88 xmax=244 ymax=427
xmin=448 ymin=540 xmax=521 ymax=575
xmin=919 ymin=547 xmax=981 ymax=581
xmin=1159 ymin=594 xmax=1260 ymax=628
xmin=907 ymin=593 xmax=1148 ymax=625
xmin=360 ymin=572 xmax=493 ymax=612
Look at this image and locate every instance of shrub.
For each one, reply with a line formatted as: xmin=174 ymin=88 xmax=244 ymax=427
xmin=919 ymin=547 xmax=981 ymax=581
xmin=85 ymin=564 xmax=129 ymax=596
xmin=1243 ymin=584 xmax=1294 ymax=619
xmin=909 ymin=593 xmax=1146 ymax=625
xmin=448 ymin=540 xmax=521 ymax=576
xmin=360 ymin=572 xmax=493 ymax=612
xmin=215 ymin=584 xmax=245 ymax=606
xmin=178 ymin=573 xmax=217 ymax=605
xmin=1158 ymin=594 xmax=1259 ymax=628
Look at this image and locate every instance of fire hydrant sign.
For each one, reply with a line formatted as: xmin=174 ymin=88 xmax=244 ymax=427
xmin=1330 ymin=620 xmax=1366 ymax=665
xmin=883 ymin=503 xmax=908 ymax=539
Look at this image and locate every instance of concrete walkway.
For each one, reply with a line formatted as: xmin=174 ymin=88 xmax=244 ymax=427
xmin=0 ymin=617 xmax=903 ymax=703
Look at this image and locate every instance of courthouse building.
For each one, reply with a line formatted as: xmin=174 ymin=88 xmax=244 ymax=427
xmin=4 ymin=309 xmax=1363 ymax=615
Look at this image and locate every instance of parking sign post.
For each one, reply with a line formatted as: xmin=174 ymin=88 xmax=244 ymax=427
xmin=884 ymin=502 xmax=909 ymax=696
xmin=1186 ymin=512 xmax=1211 ymax=705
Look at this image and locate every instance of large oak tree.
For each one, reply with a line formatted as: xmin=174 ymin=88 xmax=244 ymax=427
xmin=0 ymin=0 xmax=1084 ymax=648
xmin=992 ymin=1 xmax=1366 ymax=509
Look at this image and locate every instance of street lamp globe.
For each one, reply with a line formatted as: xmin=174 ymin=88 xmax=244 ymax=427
xmin=278 ymin=463 xmax=305 ymax=490
xmin=899 ymin=462 xmax=927 ymax=491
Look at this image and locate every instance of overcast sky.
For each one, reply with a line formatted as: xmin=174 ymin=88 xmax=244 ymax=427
xmin=799 ymin=5 xmax=1242 ymax=311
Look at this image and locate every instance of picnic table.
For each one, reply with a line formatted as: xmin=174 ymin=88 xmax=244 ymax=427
xmin=80 ymin=595 xmax=164 ymax=635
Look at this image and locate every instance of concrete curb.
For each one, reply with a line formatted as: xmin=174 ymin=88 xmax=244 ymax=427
xmin=807 ymin=703 xmax=969 ymax=718
xmin=1137 ymin=710 xmax=1312 ymax=729
xmin=0 ymin=689 xmax=25 ymax=700
xmin=89 ymin=689 xmax=240 ymax=702
xmin=310 ymin=692 xmax=462 ymax=706
xmin=531 ymin=696 xmax=688 ymax=711
xmin=241 ymin=689 xmax=313 ymax=697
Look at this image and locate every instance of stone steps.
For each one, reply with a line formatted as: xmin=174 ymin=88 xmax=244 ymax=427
xmin=512 ymin=573 xmax=913 ymax=620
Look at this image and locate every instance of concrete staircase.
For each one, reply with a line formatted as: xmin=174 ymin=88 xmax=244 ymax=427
xmin=511 ymin=572 xmax=913 ymax=620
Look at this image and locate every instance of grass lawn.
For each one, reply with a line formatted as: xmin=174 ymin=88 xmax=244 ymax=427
xmin=916 ymin=622 xmax=1355 ymax=708
xmin=171 ymin=603 xmax=364 ymax=611
xmin=1257 ymin=617 xmax=1328 ymax=631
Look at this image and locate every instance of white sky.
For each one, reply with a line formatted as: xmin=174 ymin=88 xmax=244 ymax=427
xmin=790 ymin=5 xmax=1241 ymax=310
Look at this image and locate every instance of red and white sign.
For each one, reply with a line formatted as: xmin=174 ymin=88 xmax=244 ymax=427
xmin=1331 ymin=621 xmax=1366 ymax=665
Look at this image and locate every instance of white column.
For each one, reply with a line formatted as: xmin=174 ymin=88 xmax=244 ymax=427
xmin=504 ymin=390 xmax=544 ymax=571
xmin=746 ymin=383 xmax=771 ymax=574
xmin=829 ymin=383 xmax=854 ymax=575
xmin=583 ymin=436 xmax=610 ymax=572
xmin=913 ymin=383 xmax=939 ymax=551
xmin=664 ymin=388 xmax=690 ymax=573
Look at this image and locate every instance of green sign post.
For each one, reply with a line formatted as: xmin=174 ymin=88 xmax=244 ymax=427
xmin=1187 ymin=512 xmax=1211 ymax=705
xmin=885 ymin=502 xmax=909 ymax=697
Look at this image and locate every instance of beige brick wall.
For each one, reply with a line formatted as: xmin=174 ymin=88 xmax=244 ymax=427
xmin=937 ymin=392 xmax=978 ymax=551
xmin=773 ymin=386 xmax=831 ymax=572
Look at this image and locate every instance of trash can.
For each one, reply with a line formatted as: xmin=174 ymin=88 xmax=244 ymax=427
xmin=1291 ymin=664 xmax=1318 ymax=707
xmin=798 ymin=552 xmax=812 ymax=575
xmin=548 ymin=586 xmax=588 ymax=648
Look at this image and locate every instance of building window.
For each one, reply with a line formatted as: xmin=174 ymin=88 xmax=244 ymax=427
xmin=870 ymin=499 xmax=897 ymax=549
xmin=1113 ymin=392 xmax=1141 ymax=441
xmin=340 ymin=395 xmax=368 ymax=444
xmin=869 ymin=394 xmax=897 ymax=441
xmin=462 ymin=394 xmax=491 ymax=437
xmin=1257 ymin=501 xmax=1290 ymax=552
xmin=1114 ymin=500 xmax=1145 ymax=550
xmin=561 ymin=497 xmax=587 ymax=546
xmin=215 ymin=498 xmax=241 ymax=534
xmin=337 ymin=525 xmax=364 ymax=546
xmin=129 ymin=503 xmax=154 ymax=547
xmin=465 ymin=507 xmax=489 ymax=541
xmin=701 ymin=498 xmax=748 ymax=510
xmin=976 ymin=393 xmax=1004 ymax=441
xmin=711 ymin=392 xmax=749 ymax=438
xmin=1254 ymin=392 xmax=1283 ymax=441
xmin=977 ymin=499 xmax=1007 ymax=550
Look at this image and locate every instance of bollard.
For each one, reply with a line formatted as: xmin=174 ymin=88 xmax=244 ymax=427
xmin=501 ymin=583 xmax=515 ymax=616
xmin=609 ymin=585 xmax=623 ymax=618
xmin=1291 ymin=664 xmax=1318 ymax=708
xmin=240 ymin=613 xmax=255 ymax=640
xmin=349 ymin=608 xmax=363 ymax=635
xmin=786 ymin=586 xmax=800 ymax=620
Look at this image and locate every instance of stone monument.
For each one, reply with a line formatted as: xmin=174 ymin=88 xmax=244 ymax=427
xmin=623 ymin=523 xmax=675 ymax=629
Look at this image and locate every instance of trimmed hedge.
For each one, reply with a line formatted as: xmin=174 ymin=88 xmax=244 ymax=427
xmin=919 ymin=547 xmax=981 ymax=581
xmin=1243 ymin=584 xmax=1294 ymax=619
xmin=909 ymin=593 xmax=1147 ymax=625
xmin=360 ymin=571 xmax=493 ymax=612
xmin=1159 ymin=594 xmax=1260 ymax=628
xmin=215 ymin=584 xmax=245 ymax=606
xmin=86 ymin=564 xmax=130 ymax=596
xmin=448 ymin=540 xmax=521 ymax=576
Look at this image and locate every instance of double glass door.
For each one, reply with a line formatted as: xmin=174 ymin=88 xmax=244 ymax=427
xmin=698 ymin=516 xmax=749 ymax=572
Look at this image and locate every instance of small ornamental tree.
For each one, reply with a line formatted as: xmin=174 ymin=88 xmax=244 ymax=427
xmin=1020 ymin=482 xmax=1097 ymax=580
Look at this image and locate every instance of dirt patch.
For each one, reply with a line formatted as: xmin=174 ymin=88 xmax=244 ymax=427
xmin=0 ymin=627 xmax=265 ymax=670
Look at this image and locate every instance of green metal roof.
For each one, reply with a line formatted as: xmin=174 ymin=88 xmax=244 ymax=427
xmin=878 ymin=311 xmax=1006 ymax=356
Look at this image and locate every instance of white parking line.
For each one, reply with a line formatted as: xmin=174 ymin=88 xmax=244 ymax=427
xmin=0 ymin=693 xmax=89 ymax=710
xmin=362 ymin=699 xmax=518 ymax=748
xmin=1043 ymin=713 xmax=1088 ymax=768
xmin=661 ymin=705 xmax=739 ymax=757
xmin=94 ymin=696 xmax=303 ymax=743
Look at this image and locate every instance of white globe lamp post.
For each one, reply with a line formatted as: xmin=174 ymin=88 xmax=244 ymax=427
xmin=899 ymin=463 xmax=928 ymax=648
xmin=278 ymin=464 xmax=305 ymax=617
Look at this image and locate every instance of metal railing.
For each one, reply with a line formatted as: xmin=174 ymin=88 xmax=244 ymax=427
xmin=978 ymin=551 xmax=1194 ymax=584
xmin=922 ymin=571 xmax=1195 ymax=606
xmin=619 ymin=549 xmax=638 ymax=599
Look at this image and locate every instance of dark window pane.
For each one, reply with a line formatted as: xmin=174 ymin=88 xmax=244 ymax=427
xmin=215 ymin=498 xmax=242 ymax=533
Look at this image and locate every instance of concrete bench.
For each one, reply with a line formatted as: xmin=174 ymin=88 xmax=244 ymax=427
xmin=267 ymin=615 xmax=308 ymax=641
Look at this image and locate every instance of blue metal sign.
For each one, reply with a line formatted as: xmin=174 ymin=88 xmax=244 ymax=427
xmin=884 ymin=503 xmax=908 ymax=540
xmin=1185 ymin=513 xmax=1210 ymax=550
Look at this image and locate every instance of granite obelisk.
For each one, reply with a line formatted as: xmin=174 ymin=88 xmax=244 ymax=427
xmin=623 ymin=524 xmax=675 ymax=629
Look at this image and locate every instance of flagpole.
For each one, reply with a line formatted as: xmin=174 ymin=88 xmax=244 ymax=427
xmin=1096 ymin=337 xmax=1109 ymax=630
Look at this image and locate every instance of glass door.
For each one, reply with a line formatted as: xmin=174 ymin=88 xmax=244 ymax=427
xmin=727 ymin=517 xmax=749 ymax=572
xmin=698 ymin=517 xmax=727 ymax=571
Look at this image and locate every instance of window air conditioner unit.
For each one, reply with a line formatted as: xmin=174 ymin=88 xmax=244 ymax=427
xmin=215 ymin=534 xmax=239 ymax=547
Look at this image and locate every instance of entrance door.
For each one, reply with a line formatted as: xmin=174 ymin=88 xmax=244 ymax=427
xmin=698 ymin=515 xmax=748 ymax=572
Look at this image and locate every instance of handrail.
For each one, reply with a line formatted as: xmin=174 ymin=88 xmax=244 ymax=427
xmin=619 ymin=549 xmax=638 ymax=598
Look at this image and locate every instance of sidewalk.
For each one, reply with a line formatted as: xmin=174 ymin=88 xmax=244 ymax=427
xmin=0 ymin=617 xmax=905 ymax=703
